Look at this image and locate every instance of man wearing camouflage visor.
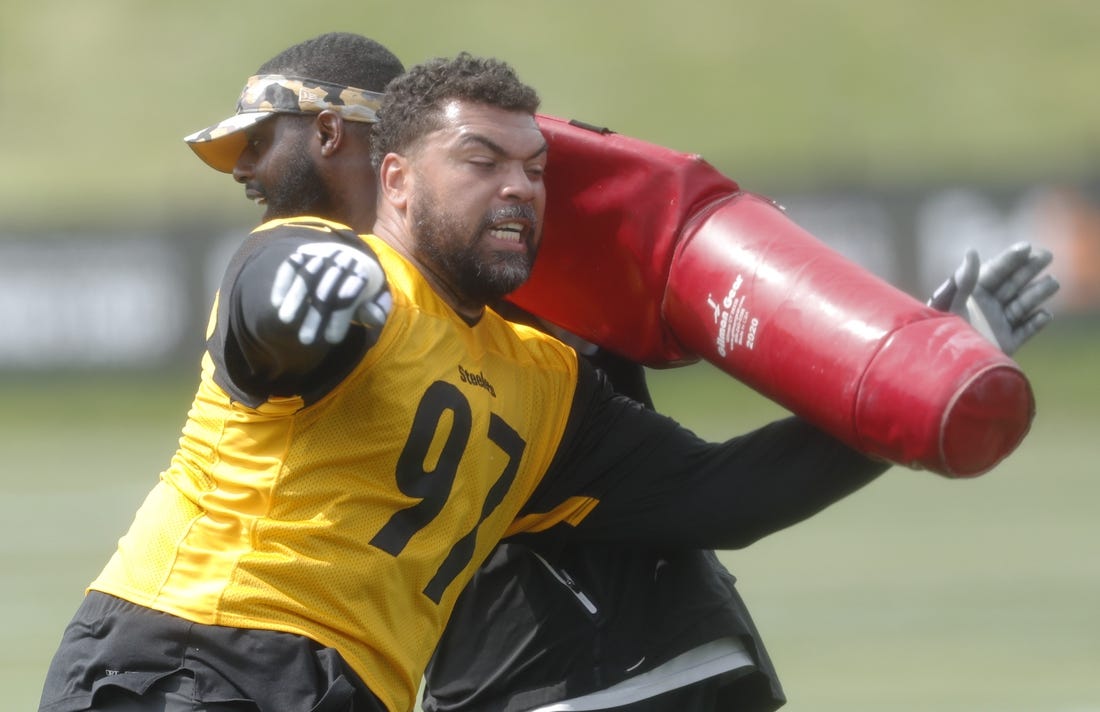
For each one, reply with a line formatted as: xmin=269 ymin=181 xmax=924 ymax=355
xmin=184 ymin=73 xmax=384 ymax=172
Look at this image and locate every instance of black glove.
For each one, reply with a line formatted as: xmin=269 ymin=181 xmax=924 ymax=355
xmin=270 ymin=242 xmax=391 ymax=346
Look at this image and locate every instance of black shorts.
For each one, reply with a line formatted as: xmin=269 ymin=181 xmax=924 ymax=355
xmin=38 ymin=592 xmax=386 ymax=712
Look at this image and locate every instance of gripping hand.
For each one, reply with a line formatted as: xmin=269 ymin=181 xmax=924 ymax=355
xmin=270 ymin=242 xmax=391 ymax=346
xmin=928 ymin=242 xmax=1060 ymax=355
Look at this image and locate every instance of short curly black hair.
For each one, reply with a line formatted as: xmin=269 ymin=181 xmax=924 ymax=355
xmin=371 ymin=52 xmax=541 ymax=169
xmin=257 ymin=32 xmax=405 ymax=94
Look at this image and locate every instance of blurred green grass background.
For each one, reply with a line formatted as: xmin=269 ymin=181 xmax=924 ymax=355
xmin=2 ymin=0 xmax=1099 ymax=229
xmin=3 ymin=0 xmax=1099 ymax=709
xmin=5 ymin=318 xmax=1097 ymax=711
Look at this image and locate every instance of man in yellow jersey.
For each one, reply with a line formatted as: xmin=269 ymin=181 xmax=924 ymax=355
xmin=180 ymin=32 xmax=1058 ymax=712
xmin=38 ymin=38 xmax=1058 ymax=712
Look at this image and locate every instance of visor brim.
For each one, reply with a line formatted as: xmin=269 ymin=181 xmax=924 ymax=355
xmin=183 ymin=111 xmax=276 ymax=173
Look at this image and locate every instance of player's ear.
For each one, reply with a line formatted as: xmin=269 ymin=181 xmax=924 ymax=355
xmin=379 ymin=153 xmax=410 ymax=210
xmin=316 ymin=110 xmax=343 ymax=158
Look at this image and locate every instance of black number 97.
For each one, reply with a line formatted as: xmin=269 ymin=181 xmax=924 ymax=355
xmin=369 ymin=380 xmax=526 ymax=603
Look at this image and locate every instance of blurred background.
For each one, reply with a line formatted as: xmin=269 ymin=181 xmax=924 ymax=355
xmin=3 ymin=1 xmax=1097 ymax=710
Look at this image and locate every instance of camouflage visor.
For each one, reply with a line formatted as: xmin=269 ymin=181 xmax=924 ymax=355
xmin=183 ymin=74 xmax=385 ymax=173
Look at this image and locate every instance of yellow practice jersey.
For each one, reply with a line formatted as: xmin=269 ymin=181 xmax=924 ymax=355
xmin=90 ymin=219 xmax=585 ymax=712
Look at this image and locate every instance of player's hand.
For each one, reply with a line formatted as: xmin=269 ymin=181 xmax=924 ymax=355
xmin=270 ymin=242 xmax=391 ymax=346
xmin=928 ymin=242 xmax=1060 ymax=355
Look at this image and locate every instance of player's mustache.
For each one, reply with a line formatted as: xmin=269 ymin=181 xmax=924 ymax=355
xmin=480 ymin=205 xmax=538 ymax=233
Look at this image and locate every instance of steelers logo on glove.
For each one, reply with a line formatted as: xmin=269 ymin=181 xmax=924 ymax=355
xmin=271 ymin=242 xmax=391 ymax=346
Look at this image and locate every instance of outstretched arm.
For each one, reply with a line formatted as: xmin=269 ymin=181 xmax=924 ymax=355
xmin=531 ymin=245 xmax=1060 ymax=548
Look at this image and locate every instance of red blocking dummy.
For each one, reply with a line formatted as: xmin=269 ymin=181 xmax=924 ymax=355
xmin=507 ymin=115 xmax=1035 ymax=477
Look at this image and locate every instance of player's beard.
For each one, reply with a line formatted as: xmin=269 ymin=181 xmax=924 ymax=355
xmin=260 ymin=147 xmax=334 ymax=222
xmin=410 ymin=188 xmax=539 ymax=306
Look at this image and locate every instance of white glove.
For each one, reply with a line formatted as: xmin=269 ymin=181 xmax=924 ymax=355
xmin=270 ymin=242 xmax=391 ymax=346
xmin=928 ymin=242 xmax=1060 ymax=355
